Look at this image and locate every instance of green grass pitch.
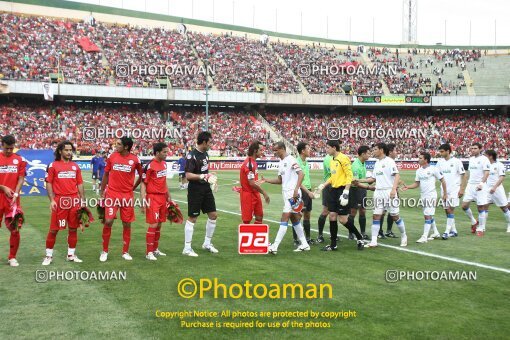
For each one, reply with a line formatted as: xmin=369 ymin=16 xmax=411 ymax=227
xmin=0 ymin=170 xmax=509 ymax=339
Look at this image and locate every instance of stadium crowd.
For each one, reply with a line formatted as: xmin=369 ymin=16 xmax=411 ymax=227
xmin=1 ymin=100 xmax=508 ymax=159
xmin=0 ymin=13 xmax=488 ymax=96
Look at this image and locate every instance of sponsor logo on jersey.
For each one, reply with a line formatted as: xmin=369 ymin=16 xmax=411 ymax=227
xmin=0 ymin=165 xmax=18 ymax=173
xmin=57 ymin=171 xmax=77 ymax=179
xmin=156 ymin=169 xmax=167 ymax=178
xmin=113 ymin=164 xmax=133 ymax=172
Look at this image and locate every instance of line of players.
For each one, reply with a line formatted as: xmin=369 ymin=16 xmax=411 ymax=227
xmin=239 ymin=140 xmax=510 ymax=253
xmin=2 ymin=131 xmax=510 ymax=265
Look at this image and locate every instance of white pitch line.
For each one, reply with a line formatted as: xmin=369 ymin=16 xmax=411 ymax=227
xmin=83 ymin=179 xmax=510 ymax=274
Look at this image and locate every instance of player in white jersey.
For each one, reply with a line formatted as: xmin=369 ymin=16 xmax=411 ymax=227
xmin=484 ymin=150 xmax=510 ymax=232
xmin=258 ymin=142 xmax=310 ymax=254
xmin=402 ymin=152 xmax=447 ymax=243
xmin=355 ymin=143 xmax=407 ymax=248
xmin=437 ymin=143 xmax=467 ymax=239
xmin=460 ymin=143 xmax=490 ymax=236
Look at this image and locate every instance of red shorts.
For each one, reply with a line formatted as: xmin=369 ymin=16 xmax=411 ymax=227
xmin=104 ymin=189 xmax=135 ymax=223
xmin=146 ymin=193 xmax=167 ymax=224
xmin=240 ymin=190 xmax=263 ymax=222
xmin=0 ymin=194 xmax=21 ymax=230
xmin=50 ymin=194 xmax=80 ymax=231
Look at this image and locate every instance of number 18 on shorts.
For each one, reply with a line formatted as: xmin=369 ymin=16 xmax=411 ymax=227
xmin=238 ymin=224 xmax=269 ymax=254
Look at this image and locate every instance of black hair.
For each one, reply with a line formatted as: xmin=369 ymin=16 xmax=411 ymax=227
xmin=153 ymin=142 xmax=168 ymax=155
xmin=326 ymin=140 xmax=340 ymax=151
xmin=55 ymin=141 xmax=75 ymax=161
xmin=1 ymin=135 xmax=15 ymax=145
xmin=438 ymin=143 xmax=452 ymax=153
xmin=374 ymin=142 xmax=389 ymax=156
xmin=471 ymin=142 xmax=482 ymax=149
xmin=297 ymin=142 xmax=308 ymax=155
xmin=387 ymin=143 xmax=396 ymax=153
xmin=120 ymin=136 xmax=133 ymax=152
xmin=485 ymin=149 xmax=497 ymax=161
xmin=357 ymin=145 xmax=370 ymax=156
xmin=197 ymin=131 xmax=212 ymax=145
xmin=273 ymin=141 xmax=286 ymax=151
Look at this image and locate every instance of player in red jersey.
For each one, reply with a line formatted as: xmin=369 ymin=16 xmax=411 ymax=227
xmin=141 ymin=142 xmax=173 ymax=261
xmin=99 ymin=137 xmax=142 ymax=262
xmin=240 ymin=141 xmax=270 ymax=224
xmin=0 ymin=135 xmax=26 ymax=267
xmin=42 ymin=141 xmax=85 ymax=266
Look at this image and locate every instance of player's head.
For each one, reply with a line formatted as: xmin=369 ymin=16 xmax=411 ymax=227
xmin=153 ymin=142 xmax=169 ymax=161
xmin=116 ymin=137 xmax=133 ymax=153
xmin=357 ymin=145 xmax=370 ymax=161
xmin=485 ymin=149 xmax=497 ymax=162
xmin=326 ymin=140 xmax=340 ymax=156
xmin=438 ymin=143 xmax=452 ymax=158
xmin=387 ymin=143 xmax=397 ymax=159
xmin=248 ymin=141 xmax=264 ymax=158
xmin=373 ymin=143 xmax=388 ymax=158
xmin=272 ymin=141 xmax=286 ymax=159
xmin=197 ymin=131 xmax=212 ymax=151
xmin=419 ymin=152 xmax=431 ymax=166
xmin=297 ymin=142 xmax=310 ymax=158
xmin=470 ymin=142 xmax=482 ymax=157
xmin=55 ymin=141 xmax=75 ymax=161
xmin=1 ymin=135 xmax=16 ymax=157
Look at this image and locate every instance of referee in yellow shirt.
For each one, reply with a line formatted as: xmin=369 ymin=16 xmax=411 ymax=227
xmin=317 ymin=140 xmax=365 ymax=251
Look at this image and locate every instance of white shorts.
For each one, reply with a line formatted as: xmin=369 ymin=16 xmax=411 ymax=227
xmin=282 ymin=189 xmax=302 ymax=214
xmin=463 ymin=183 xmax=490 ymax=205
xmin=420 ymin=193 xmax=437 ymax=216
xmin=488 ymin=186 xmax=508 ymax=207
xmin=440 ymin=188 xmax=460 ymax=208
xmin=373 ymin=189 xmax=400 ymax=216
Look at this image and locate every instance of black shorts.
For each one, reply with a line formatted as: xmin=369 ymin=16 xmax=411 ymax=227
xmin=322 ymin=186 xmax=331 ymax=207
xmin=302 ymin=191 xmax=313 ymax=212
xmin=179 ymin=172 xmax=186 ymax=179
xmin=328 ymin=186 xmax=350 ymax=216
xmin=187 ymin=185 xmax=216 ymax=217
xmin=349 ymin=187 xmax=367 ymax=209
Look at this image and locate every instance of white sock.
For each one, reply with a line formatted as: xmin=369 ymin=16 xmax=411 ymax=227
xmin=204 ymin=218 xmax=217 ymax=245
xmin=46 ymin=248 xmax=53 ymax=257
xmin=478 ymin=210 xmax=487 ymax=231
xmin=292 ymin=222 xmax=308 ymax=246
xmin=463 ymin=207 xmax=477 ymax=224
xmin=68 ymin=248 xmax=75 ymax=256
xmin=371 ymin=222 xmax=380 ymax=243
xmin=273 ymin=222 xmax=288 ymax=248
xmin=184 ymin=220 xmax=194 ymax=249
xmin=423 ymin=220 xmax=432 ymax=237
xmin=395 ymin=218 xmax=406 ymax=236
xmin=446 ymin=214 xmax=454 ymax=233
xmin=92 ymin=185 xmax=96 ymax=190
xmin=431 ymin=218 xmax=439 ymax=234
xmin=502 ymin=209 xmax=510 ymax=224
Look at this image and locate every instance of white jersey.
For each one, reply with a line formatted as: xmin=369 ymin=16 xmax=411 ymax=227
xmin=415 ymin=165 xmax=443 ymax=196
xmin=278 ymin=154 xmax=302 ymax=192
xmin=436 ymin=157 xmax=465 ymax=193
xmin=467 ymin=155 xmax=490 ymax=184
xmin=487 ymin=161 xmax=506 ymax=187
xmin=370 ymin=157 xmax=399 ymax=190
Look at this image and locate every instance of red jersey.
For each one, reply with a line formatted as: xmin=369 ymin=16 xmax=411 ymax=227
xmin=45 ymin=160 xmax=83 ymax=195
xmin=142 ymin=158 xmax=168 ymax=194
xmin=105 ymin=152 xmax=142 ymax=193
xmin=0 ymin=152 xmax=26 ymax=191
xmin=240 ymin=157 xmax=258 ymax=193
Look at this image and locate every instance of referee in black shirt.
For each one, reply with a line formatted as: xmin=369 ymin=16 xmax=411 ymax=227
xmin=183 ymin=131 xmax=219 ymax=257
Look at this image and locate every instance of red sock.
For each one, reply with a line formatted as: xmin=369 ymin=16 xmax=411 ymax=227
xmin=154 ymin=226 xmax=161 ymax=250
xmin=254 ymin=220 xmax=263 ymax=224
xmin=9 ymin=230 xmax=20 ymax=259
xmin=146 ymin=227 xmax=157 ymax=254
xmin=102 ymin=225 xmax=111 ymax=252
xmin=46 ymin=231 xmax=57 ymax=250
xmin=122 ymin=227 xmax=131 ymax=254
xmin=68 ymin=229 xmax=78 ymax=249
xmin=242 ymin=220 xmax=252 ymax=224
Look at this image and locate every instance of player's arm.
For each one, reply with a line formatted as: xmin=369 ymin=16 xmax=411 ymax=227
xmin=478 ymin=170 xmax=490 ymax=190
xmin=294 ymin=170 xmax=304 ymax=198
xmin=402 ymin=180 xmax=419 ymax=190
xmin=249 ymin=179 xmax=270 ymax=203
xmin=77 ymin=183 xmax=85 ymax=205
xmin=300 ymin=184 xmax=314 ymax=198
xmin=100 ymin=172 xmax=109 ymax=196
xmin=459 ymin=172 xmax=467 ymax=197
xmin=390 ymin=173 xmax=401 ymax=198
xmin=133 ymin=163 xmax=143 ymax=191
xmin=490 ymin=175 xmax=505 ymax=194
xmin=262 ymin=175 xmax=282 ymax=185
xmin=47 ymin=182 xmax=57 ymax=211
xmin=440 ymin=178 xmax=448 ymax=200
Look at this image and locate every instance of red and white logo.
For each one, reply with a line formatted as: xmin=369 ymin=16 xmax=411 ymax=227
xmin=238 ymin=224 xmax=269 ymax=254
